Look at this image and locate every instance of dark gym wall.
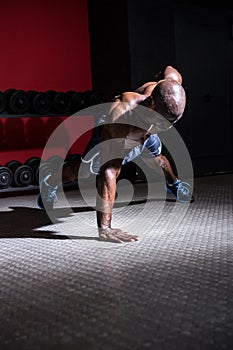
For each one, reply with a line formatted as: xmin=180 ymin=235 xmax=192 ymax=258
xmin=173 ymin=5 xmax=233 ymax=175
xmin=87 ymin=0 xmax=233 ymax=175
xmin=127 ymin=0 xmax=176 ymax=89
xmin=0 ymin=0 xmax=92 ymax=92
xmin=87 ymin=0 xmax=176 ymax=97
xmin=87 ymin=0 xmax=131 ymax=101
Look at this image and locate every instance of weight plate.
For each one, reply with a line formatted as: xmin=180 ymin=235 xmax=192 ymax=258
xmin=4 ymin=88 xmax=17 ymax=99
xmin=0 ymin=166 xmax=13 ymax=189
xmin=90 ymin=91 xmax=105 ymax=105
xmin=4 ymin=89 xmax=17 ymax=110
xmin=66 ymin=153 xmax=81 ymax=162
xmin=25 ymin=157 xmax=41 ymax=185
xmin=25 ymin=157 xmax=41 ymax=168
xmin=14 ymin=165 xmax=34 ymax=187
xmin=53 ymin=92 xmax=71 ymax=114
xmin=5 ymin=160 xmax=22 ymax=172
xmin=9 ymin=90 xmax=30 ymax=114
xmin=32 ymin=92 xmax=51 ymax=114
xmin=38 ymin=162 xmax=52 ymax=180
xmin=71 ymin=92 xmax=89 ymax=112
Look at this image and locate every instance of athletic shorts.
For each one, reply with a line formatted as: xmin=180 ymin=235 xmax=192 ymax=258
xmin=81 ymin=116 xmax=162 ymax=175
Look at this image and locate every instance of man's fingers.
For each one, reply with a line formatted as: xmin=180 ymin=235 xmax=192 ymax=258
xmin=99 ymin=228 xmax=140 ymax=243
xmin=112 ymin=228 xmax=140 ymax=241
xmin=99 ymin=233 xmax=123 ymax=243
xmin=115 ymin=232 xmax=140 ymax=242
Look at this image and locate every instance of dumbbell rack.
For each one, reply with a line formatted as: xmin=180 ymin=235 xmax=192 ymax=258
xmin=0 ymin=112 xmax=91 ymax=198
xmin=0 ymin=89 xmax=105 ymax=197
xmin=0 ymin=113 xmax=64 ymax=198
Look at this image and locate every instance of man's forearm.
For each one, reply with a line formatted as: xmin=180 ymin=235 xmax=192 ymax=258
xmin=96 ymin=170 xmax=117 ymax=230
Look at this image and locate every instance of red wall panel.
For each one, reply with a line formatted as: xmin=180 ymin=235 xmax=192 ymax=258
xmin=0 ymin=0 xmax=93 ymax=166
xmin=0 ymin=0 xmax=92 ymax=92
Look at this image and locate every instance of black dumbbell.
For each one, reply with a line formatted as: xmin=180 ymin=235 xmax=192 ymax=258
xmin=28 ymin=90 xmax=51 ymax=114
xmin=0 ymin=164 xmax=13 ymax=189
xmin=83 ymin=89 xmax=105 ymax=107
xmin=52 ymin=92 xmax=71 ymax=114
xmin=6 ymin=160 xmax=34 ymax=187
xmin=89 ymin=90 xmax=105 ymax=105
xmin=0 ymin=92 xmax=7 ymax=113
xmin=25 ymin=157 xmax=41 ymax=185
xmin=37 ymin=155 xmax=64 ymax=181
xmin=46 ymin=90 xmax=70 ymax=114
xmin=65 ymin=153 xmax=81 ymax=162
xmin=4 ymin=89 xmax=30 ymax=114
xmin=47 ymin=155 xmax=65 ymax=172
xmin=4 ymin=89 xmax=16 ymax=111
xmin=4 ymin=88 xmax=16 ymax=99
xmin=70 ymin=91 xmax=90 ymax=112
xmin=38 ymin=161 xmax=52 ymax=181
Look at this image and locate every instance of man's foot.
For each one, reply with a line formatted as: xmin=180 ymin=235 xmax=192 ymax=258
xmin=37 ymin=174 xmax=58 ymax=210
xmin=99 ymin=228 xmax=140 ymax=243
xmin=166 ymin=180 xmax=194 ymax=203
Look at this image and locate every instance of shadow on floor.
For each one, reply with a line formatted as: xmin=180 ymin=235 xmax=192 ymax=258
xmin=0 ymin=206 xmax=97 ymax=240
xmin=0 ymin=196 xmax=173 ymax=240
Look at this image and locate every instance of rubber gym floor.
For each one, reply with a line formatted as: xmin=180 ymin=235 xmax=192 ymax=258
xmin=0 ymin=173 xmax=232 ymax=350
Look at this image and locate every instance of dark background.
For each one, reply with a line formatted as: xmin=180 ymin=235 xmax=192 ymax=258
xmin=1 ymin=0 xmax=233 ymax=176
xmin=88 ymin=0 xmax=233 ymax=176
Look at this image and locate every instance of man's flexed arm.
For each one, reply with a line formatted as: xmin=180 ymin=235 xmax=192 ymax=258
xmin=96 ymin=128 xmax=124 ymax=230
